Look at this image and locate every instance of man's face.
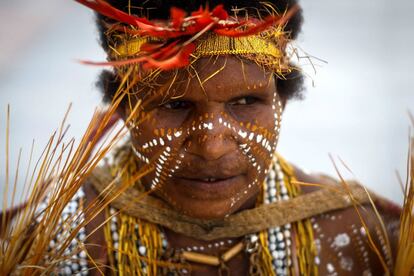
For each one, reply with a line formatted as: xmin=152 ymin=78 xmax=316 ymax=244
xmin=124 ymin=56 xmax=283 ymax=219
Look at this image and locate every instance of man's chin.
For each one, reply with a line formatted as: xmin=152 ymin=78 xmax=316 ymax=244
xmin=159 ymin=192 xmax=259 ymax=220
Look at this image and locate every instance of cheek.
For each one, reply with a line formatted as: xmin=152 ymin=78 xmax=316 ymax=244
xmin=237 ymin=95 xmax=283 ymax=179
xmin=130 ymin=121 xmax=185 ymax=164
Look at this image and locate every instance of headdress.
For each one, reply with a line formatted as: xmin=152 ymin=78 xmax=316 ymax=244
xmin=76 ymin=0 xmax=299 ymax=78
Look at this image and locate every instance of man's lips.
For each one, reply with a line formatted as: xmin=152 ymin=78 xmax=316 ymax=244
xmin=179 ymin=175 xmax=237 ymax=184
xmin=173 ymin=174 xmax=245 ymax=199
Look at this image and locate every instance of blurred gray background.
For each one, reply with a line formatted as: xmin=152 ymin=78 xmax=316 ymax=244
xmin=0 ymin=0 xmax=413 ymax=205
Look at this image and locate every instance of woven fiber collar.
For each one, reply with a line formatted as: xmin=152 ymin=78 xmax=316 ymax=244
xmin=88 ymin=165 xmax=372 ymax=241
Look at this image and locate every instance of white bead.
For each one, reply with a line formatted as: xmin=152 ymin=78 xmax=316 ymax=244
xmin=270 ymin=234 xmax=276 ymax=243
xmin=77 ymin=188 xmax=85 ymax=198
xmin=277 ymin=232 xmax=284 ymax=241
xmin=250 ymin=234 xmax=259 ymax=243
xmin=71 ymin=263 xmax=79 ymax=271
xmin=79 ymin=233 xmax=86 ymax=241
xmin=284 ymin=230 xmax=291 ymax=238
xmin=79 ymin=250 xmax=87 ymax=259
xmin=269 ymin=188 xmax=277 ymax=197
xmin=272 ymin=250 xmax=279 ymax=259
xmin=112 ymin=232 xmax=119 ymax=241
xmin=276 ymin=259 xmax=284 ymax=267
xmin=110 ymin=223 xmax=117 ymax=232
xmin=269 ymin=243 xmax=276 ymax=251
xmin=269 ymin=169 xmax=276 ymax=179
xmin=78 ymin=226 xmax=86 ymax=234
xmin=64 ymin=267 xmax=72 ymax=275
xmin=139 ymin=246 xmax=147 ymax=255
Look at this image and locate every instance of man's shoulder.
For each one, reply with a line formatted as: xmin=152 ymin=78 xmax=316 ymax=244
xmin=287 ymin=164 xmax=401 ymax=274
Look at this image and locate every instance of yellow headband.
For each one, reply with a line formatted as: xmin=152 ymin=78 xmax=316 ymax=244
xmin=113 ymin=33 xmax=282 ymax=59
xmin=110 ymin=30 xmax=290 ymax=74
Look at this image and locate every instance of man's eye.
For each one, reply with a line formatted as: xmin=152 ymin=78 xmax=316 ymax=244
xmin=161 ymin=100 xmax=192 ymax=110
xmin=229 ymin=96 xmax=258 ymax=106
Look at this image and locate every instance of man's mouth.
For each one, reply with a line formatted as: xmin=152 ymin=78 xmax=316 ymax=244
xmin=179 ymin=175 xmax=237 ymax=184
xmin=202 ymin=177 xmax=219 ymax=182
xmin=166 ymin=173 xmax=249 ymax=202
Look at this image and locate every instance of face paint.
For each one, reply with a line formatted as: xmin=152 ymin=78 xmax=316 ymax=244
xmin=126 ymin=56 xmax=283 ymax=219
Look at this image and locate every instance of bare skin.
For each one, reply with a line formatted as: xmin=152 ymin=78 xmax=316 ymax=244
xmin=84 ymin=56 xmax=400 ymax=275
xmin=124 ymin=56 xmax=280 ymax=220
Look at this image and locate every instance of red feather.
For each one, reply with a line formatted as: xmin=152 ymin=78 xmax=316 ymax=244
xmin=147 ymin=41 xmax=181 ymax=60
xmin=214 ymin=16 xmax=279 ymax=37
xmin=142 ymin=43 xmax=196 ymax=70
xmin=213 ymin=4 xmax=300 ymax=38
xmin=211 ymin=5 xmax=228 ymax=20
xmin=79 ymin=43 xmax=196 ymax=71
xmin=170 ymin=7 xmax=187 ymax=28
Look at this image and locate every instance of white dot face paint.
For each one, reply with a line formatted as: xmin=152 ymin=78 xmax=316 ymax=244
xmin=126 ymin=56 xmax=283 ymax=219
xmin=130 ymin=101 xmax=282 ymax=216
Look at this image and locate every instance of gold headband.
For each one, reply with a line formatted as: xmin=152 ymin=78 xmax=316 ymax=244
xmin=113 ymin=33 xmax=282 ymax=59
xmin=110 ymin=30 xmax=290 ymax=74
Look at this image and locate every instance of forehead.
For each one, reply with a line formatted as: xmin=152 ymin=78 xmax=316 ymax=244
xmin=192 ymin=56 xmax=272 ymax=84
xmin=143 ymin=56 xmax=275 ymax=102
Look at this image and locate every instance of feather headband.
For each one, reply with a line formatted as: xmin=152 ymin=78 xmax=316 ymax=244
xmin=76 ymin=0 xmax=299 ymax=73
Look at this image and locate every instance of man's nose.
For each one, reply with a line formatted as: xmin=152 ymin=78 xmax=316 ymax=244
xmin=184 ymin=112 xmax=238 ymax=161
